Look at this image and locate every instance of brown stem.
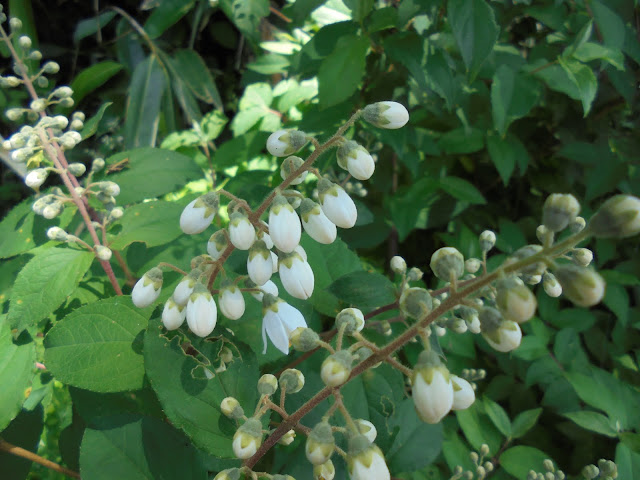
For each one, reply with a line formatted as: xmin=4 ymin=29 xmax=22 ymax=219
xmin=364 ymin=301 xmax=399 ymax=320
xmin=0 ymin=439 xmax=80 ymax=479
xmin=113 ymin=250 xmax=136 ymax=286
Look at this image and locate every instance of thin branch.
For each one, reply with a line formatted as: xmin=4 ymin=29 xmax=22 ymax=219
xmin=0 ymin=439 xmax=80 ymax=479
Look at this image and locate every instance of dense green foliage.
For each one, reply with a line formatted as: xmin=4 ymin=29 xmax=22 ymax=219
xmin=0 ymin=0 xmax=639 ymax=479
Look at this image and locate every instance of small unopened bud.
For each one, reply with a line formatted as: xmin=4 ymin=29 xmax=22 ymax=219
xmin=479 ymin=230 xmax=496 ymax=252
xmin=354 ymin=347 xmax=373 ymax=363
xmin=407 ymin=267 xmax=423 ymax=281
xmin=480 ymin=444 xmax=490 ymax=456
xmin=390 ymin=256 xmax=407 ymax=274
xmin=9 ymin=17 xmax=22 ymax=30
xmin=25 ymin=168 xmax=48 ymax=188
xmin=588 ymin=194 xmax=640 ymax=239
xmin=495 ymin=277 xmax=537 ymax=324
xmin=543 ymin=193 xmax=580 ymax=232
xmin=400 ymin=287 xmax=433 ymax=320
xmin=572 ymin=248 xmax=593 ymax=267
xmin=47 ymin=226 xmax=68 ymax=241
xmin=28 ymin=50 xmax=42 ymax=61
xmin=42 ymin=202 xmax=63 ymax=219
xmin=355 ymin=419 xmax=377 ymax=443
xmin=335 ymin=308 xmax=365 ymax=334
xmin=582 ymin=465 xmax=600 ymax=479
xmin=220 ymin=397 xmax=244 ymax=419
xmin=290 ymin=327 xmax=320 ymax=351
xmin=30 ymin=98 xmax=47 ymax=112
xmin=465 ymin=258 xmax=481 ymax=274
xmin=536 ymin=225 xmax=551 ymax=244
xmin=91 ymin=158 xmax=105 ymax=172
xmin=362 ymin=101 xmax=409 ymax=129
xmin=280 ymin=155 xmax=307 ymax=184
xmin=554 ymin=265 xmax=605 ymax=307
xmin=543 ymin=459 xmax=554 ymax=472
xmin=313 ymin=460 xmax=335 ymax=480
xmin=18 ymin=35 xmax=32 ymax=49
xmin=306 ymin=422 xmax=335 ymax=465
xmin=36 ymin=76 xmax=48 ymax=88
xmin=279 ymin=368 xmax=305 ymax=393
xmin=267 ymin=129 xmax=308 ymax=157
xmin=257 ymin=374 xmax=278 ymax=396
xmin=43 ymin=61 xmax=60 ymax=74
xmin=95 ymin=245 xmax=112 ymax=261
xmin=543 ymin=272 xmax=562 ymax=297
xmin=52 ymin=86 xmax=73 ymax=98
xmin=431 ymin=247 xmax=464 ymax=281
xmin=70 ymin=118 xmax=84 ymax=131
xmin=59 ymin=97 xmax=74 ymax=108
xmin=213 ymin=469 xmax=241 ymax=480
xmin=232 ymin=418 xmax=262 ymax=459
xmin=321 ymin=350 xmax=353 ymax=387
xmin=470 ymin=452 xmax=479 ymax=463
xmin=1 ymin=76 xmax=21 ymax=88
xmin=484 ymin=461 xmax=494 ymax=472
xmin=569 ymin=216 xmax=586 ymax=233
xmin=67 ymin=163 xmax=86 ymax=176
xmin=6 ymin=108 xmax=24 ymax=121
xmin=278 ymin=429 xmax=296 ymax=446
xmin=598 ymin=459 xmax=617 ymax=477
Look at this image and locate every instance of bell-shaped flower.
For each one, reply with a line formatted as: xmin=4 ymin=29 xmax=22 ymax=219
xmin=219 ymin=282 xmax=246 ymax=320
xmin=258 ymin=229 xmax=274 ymax=249
xmin=279 ymin=251 xmax=314 ymax=300
xmin=271 ymin=251 xmax=279 ymax=273
xmin=451 ymin=375 xmax=475 ymax=410
xmin=247 ymin=240 xmax=273 ymax=286
xmin=347 ymin=436 xmax=390 ymax=480
xmin=267 ymin=129 xmax=308 ymax=157
xmin=280 ymin=155 xmax=308 ymax=185
xmin=317 ymin=179 xmax=357 ymax=228
xmin=479 ymin=307 xmax=522 ymax=352
xmin=207 ymin=230 xmax=228 ymax=260
xmin=173 ymin=269 xmax=201 ymax=306
xmin=25 ymin=168 xmax=49 ymax=188
xmin=355 ymin=419 xmax=377 ymax=444
xmin=232 ymin=418 xmax=263 ymax=459
xmin=306 ymin=422 xmax=335 ymax=465
xmin=363 ymin=101 xmax=409 ymax=129
xmin=320 ymin=350 xmax=352 ymax=387
xmin=495 ymin=277 xmax=537 ymax=324
xmin=186 ymin=283 xmax=217 ymax=337
xmin=314 ymin=460 xmax=335 ymax=480
xmin=262 ymin=294 xmax=307 ymax=354
xmin=337 ymin=140 xmax=375 ymax=180
xmin=269 ymin=195 xmax=301 ymax=253
xmin=300 ymin=198 xmax=337 ymax=244
xmin=249 ymin=279 xmax=279 ymax=301
xmin=131 ymin=267 xmax=163 ymax=308
xmin=411 ymin=351 xmax=454 ymax=424
xmin=229 ymin=212 xmax=256 ymax=250
xmin=180 ymin=192 xmax=219 ymax=234
xmin=162 ymin=298 xmax=186 ymax=330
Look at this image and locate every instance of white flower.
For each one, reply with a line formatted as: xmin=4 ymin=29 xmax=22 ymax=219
xmin=300 ymin=199 xmax=337 ymax=245
xmin=180 ymin=193 xmax=219 ymax=234
xmin=451 ymin=375 xmax=475 ymax=410
xmin=589 ymin=194 xmax=640 ymax=238
xmin=186 ymin=284 xmax=217 ymax=337
xmin=250 ymin=280 xmax=278 ymax=301
xmin=320 ymin=351 xmax=352 ymax=387
xmin=267 ymin=129 xmax=308 ymax=157
xmin=355 ymin=419 xmax=377 ymax=444
xmin=207 ymin=230 xmax=228 ymax=260
xmin=279 ymin=251 xmax=314 ymax=300
xmin=318 ymin=179 xmax=357 ymax=228
xmin=554 ymin=265 xmax=605 ymax=307
xmin=495 ymin=277 xmax=537 ymax=324
xmin=261 ymin=294 xmax=307 ymax=354
xmin=390 ymin=256 xmax=406 ymax=274
xmin=219 ymin=284 xmax=245 ymax=320
xmin=411 ymin=352 xmax=453 ymax=424
xmin=280 ymin=155 xmax=307 ymax=184
xmin=347 ymin=444 xmax=390 ymax=480
xmin=131 ymin=268 xmax=163 ymax=308
xmin=232 ymin=418 xmax=262 ymax=459
xmin=258 ymin=229 xmax=274 ymax=249
xmin=483 ymin=319 xmax=522 ymax=352
xmin=162 ymin=298 xmax=186 ymax=330
xmin=229 ymin=212 xmax=256 ymax=250
xmin=337 ymin=141 xmax=375 ymax=181
xmin=543 ymin=272 xmax=562 ymax=298
xmin=271 ymin=251 xmax=279 ymax=273
xmin=269 ymin=195 xmax=301 ymax=253
xmin=363 ymin=101 xmax=409 ymax=129
xmin=314 ymin=460 xmax=335 ymax=480
xmin=25 ymin=168 xmax=48 ymax=188
xmin=247 ymin=240 xmax=273 ymax=286
xmin=173 ymin=273 xmax=199 ymax=306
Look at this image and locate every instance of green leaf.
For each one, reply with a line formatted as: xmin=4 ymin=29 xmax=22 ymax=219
xmin=123 ymin=56 xmax=167 ymax=148
xmin=70 ymin=61 xmax=123 ymax=106
xmin=448 ymin=0 xmax=499 ymax=77
xmin=212 ymin=131 xmax=270 ymax=171
xmin=456 ymin=404 xmax=503 ymax=453
xmin=231 ymin=83 xmax=274 ymax=135
xmin=80 ymin=102 xmax=112 ymax=140
xmin=384 ymin=32 xmax=429 ymax=94
xmin=388 ymin=178 xmax=439 ymax=241
xmin=0 ymin=406 xmax=44 ymax=479
xmin=143 ymin=0 xmax=196 ymax=39
xmin=73 ymin=11 xmax=117 ymax=43
xmin=616 ymin=443 xmax=640 ymax=480
xmin=318 ymin=35 xmax=369 ymax=109
xmin=144 ymin=317 xmax=260 ymax=457
xmin=108 ymin=201 xmax=184 ymax=250
xmin=486 ymin=133 xmax=530 ymax=185
xmin=438 ymin=177 xmax=486 ymax=204
xmin=491 ymin=65 xmax=541 ymax=135
xmin=563 ymin=411 xmax=618 ymax=437
xmin=169 ymin=49 xmax=222 ymax=108
xmin=500 ymin=446 xmax=550 ymax=478
xmin=573 ymin=42 xmax=625 ymax=70
xmin=604 ymin=283 xmax=630 ymax=326
xmin=343 ymin=0 xmax=374 ymax=23
xmin=483 ymin=397 xmax=512 ymax=437
xmin=591 ymin=0 xmax=625 ymax=49
xmin=0 ymin=197 xmax=50 ymax=259
xmin=511 ymin=408 xmax=542 ymax=438
xmin=0 ymin=318 xmax=35 ymax=431
xmin=327 ymin=270 xmax=396 ymax=311
xmin=426 ymin=50 xmax=459 ymax=110
xmin=558 ymin=57 xmax=598 ymax=116
xmin=7 ymin=247 xmax=94 ymax=333
xmin=438 ymin=127 xmax=485 ymax=154
xmin=105 ymin=148 xmax=203 ymax=204
xmin=44 ymin=297 xmax=149 ymax=392
xmin=247 ymin=54 xmax=291 ymax=75
xmin=219 ymin=0 xmax=270 ymax=43
xmin=79 ymin=415 xmax=207 ymax=480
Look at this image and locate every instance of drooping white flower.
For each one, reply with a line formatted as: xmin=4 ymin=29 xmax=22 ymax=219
xmin=180 ymin=192 xmax=219 ymax=234
xmin=271 ymin=251 xmax=279 ymax=273
xmin=232 ymin=418 xmax=262 ymax=459
xmin=261 ymin=294 xmax=307 ymax=354
xmin=451 ymin=375 xmax=475 ymax=411
xmin=300 ymin=199 xmax=337 ymax=244
xmin=347 ymin=439 xmax=390 ymax=480
xmin=186 ymin=284 xmax=217 ymax=337
xmin=219 ymin=283 xmax=245 ymax=320
xmin=250 ymin=279 xmax=278 ymax=301
xmin=542 ymin=272 xmax=562 ymax=298
xmin=207 ymin=230 xmax=228 ymax=260
xmin=269 ymin=195 xmax=301 ymax=253
xmin=411 ymin=351 xmax=454 ymax=424
xmin=173 ymin=270 xmax=201 ymax=306
xmin=162 ymin=298 xmax=186 ymax=330
xmin=258 ymin=229 xmax=274 ymax=249
xmin=229 ymin=212 xmax=256 ymax=250
xmin=337 ymin=141 xmax=375 ymax=180
xmin=317 ymin=179 xmax=357 ymax=228
xmin=279 ymin=251 xmax=314 ymax=300
xmin=313 ymin=460 xmax=336 ymax=480
xmin=266 ymin=129 xmax=308 ymax=157
xmin=480 ymin=307 xmax=523 ymax=352
xmin=355 ymin=419 xmax=377 ymax=444
xmin=131 ymin=268 xmax=163 ymax=308
xmin=247 ymin=240 xmax=273 ymax=286
xmin=25 ymin=168 xmax=48 ymax=188
xmin=306 ymin=422 xmax=335 ymax=465
xmin=362 ymin=101 xmax=409 ymax=129
xmin=320 ymin=350 xmax=352 ymax=387
xmin=555 ymin=265 xmax=606 ymax=307
xmin=280 ymin=155 xmax=308 ymax=185
xmin=495 ymin=277 xmax=537 ymax=324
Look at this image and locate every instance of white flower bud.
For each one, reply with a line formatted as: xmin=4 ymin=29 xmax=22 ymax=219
xmin=355 ymin=419 xmax=377 ymax=443
xmin=262 ymin=295 xmax=307 ymax=354
xmin=30 ymin=98 xmax=47 ymax=112
xmin=186 ymin=284 xmax=217 ymax=337
xmin=495 ymin=277 xmax=537 ymax=324
xmin=214 ymin=468 xmax=242 ymax=480
xmin=280 ymin=155 xmax=307 ymax=184
xmin=572 ymin=248 xmax=593 ymax=267
xmin=228 ymin=212 xmax=256 ymax=250
xmin=207 ymin=230 xmax=228 ymax=260
xmin=347 ymin=440 xmax=390 ymax=480
xmin=247 ymin=240 xmax=273 ymax=286
xmin=337 ymin=141 xmax=375 ymax=180
xmin=480 ymin=307 xmax=522 ymax=352
xmin=95 ymin=245 xmax=112 ymax=261
xmin=70 ymin=119 xmax=84 ymax=131
xmin=399 ymin=287 xmax=433 ymax=320
xmin=91 ymin=157 xmax=105 ymax=172
xmin=108 ymin=207 xmax=124 ymax=221
xmin=411 ymin=351 xmax=454 ymax=424
xmin=314 ymin=460 xmax=335 ymax=480
xmin=279 ymin=251 xmax=315 ymax=300
xmin=2 ymin=76 xmax=21 ymax=88
xmin=219 ymin=283 xmax=245 ymax=320
xmin=52 ymin=86 xmax=73 ymax=98
xmin=430 ymin=247 xmax=465 ymax=281
xmin=67 ymin=163 xmax=86 ymax=176
xmin=18 ymin=35 xmax=32 ymax=49
xmin=267 ymin=129 xmax=308 ymax=157
xmin=479 ymin=230 xmax=496 ymax=252
xmin=258 ymin=374 xmax=278 ymax=395
xmin=390 ymin=256 xmax=407 ymax=274
xmin=451 ymin=375 xmax=475 ymax=410
xmin=362 ymin=101 xmax=409 ymax=129
xmin=335 ymin=308 xmax=365 ymax=335
xmin=173 ymin=270 xmax=200 ymax=305
xmin=543 ymin=193 xmax=580 ymax=232
xmin=465 ymin=258 xmax=482 ymax=274
xmin=257 ymin=229 xmax=273 ymax=249
xmin=232 ymin=418 xmax=262 ymax=459
xmin=221 ymin=397 xmax=244 ymax=419
xmin=407 ymin=267 xmax=423 ymax=281
xmin=317 ymin=179 xmax=357 ymax=228
xmin=289 ymin=327 xmax=320 ymax=352
xmin=542 ymin=272 xmax=562 ymax=297
xmin=589 ymin=194 xmax=640 ymax=238
xmin=554 ymin=265 xmax=605 ymax=307
xmin=306 ymin=422 xmax=335 ymax=465
xmin=42 ymin=202 xmax=63 ymax=219
xmin=6 ymin=108 xmax=24 ymax=121
xmin=569 ymin=216 xmax=586 ymax=233
xmin=320 ymin=350 xmax=352 ymax=387
xmin=162 ymin=298 xmax=186 ymax=330
xmin=279 ymin=367 xmax=305 ymax=393
xmin=46 ymin=226 xmax=68 ymax=241
xmin=278 ymin=429 xmax=296 ymax=446
xmin=269 ymin=195 xmax=301 ymax=253
xmin=180 ymin=192 xmax=219 ymax=234
xmin=299 ymin=199 xmax=337 ymax=245
xmin=25 ymin=168 xmax=48 ymax=188
xmin=9 ymin=17 xmax=22 ymax=30
xmin=250 ymin=279 xmax=278 ymax=301
xmin=131 ymin=268 xmax=163 ymax=308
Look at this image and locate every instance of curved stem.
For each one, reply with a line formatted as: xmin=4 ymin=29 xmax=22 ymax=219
xmin=0 ymin=439 xmax=80 ymax=479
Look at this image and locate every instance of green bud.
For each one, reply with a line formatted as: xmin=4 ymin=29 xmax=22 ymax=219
xmin=399 ymin=287 xmax=433 ymax=320
xmin=588 ymin=194 xmax=640 ymax=238
xmin=257 ymin=374 xmax=278 ymax=395
xmin=430 ymin=247 xmax=464 ymax=281
xmin=290 ymin=327 xmax=320 ymax=352
xmin=554 ymin=265 xmax=605 ymax=307
xmin=543 ymin=193 xmax=580 ymax=232
xmin=306 ymin=421 xmax=335 ymax=465
xmin=479 ymin=230 xmax=496 ymax=252
xmin=335 ymin=308 xmax=365 ymax=334
xmin=279 ymin=368 xmax=305 ymax=393
xmin=220 ymin=396 xmax=244 ymax=419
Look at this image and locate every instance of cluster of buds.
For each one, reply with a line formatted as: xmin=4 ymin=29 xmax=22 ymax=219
xmin=581 ymin=459 xmax=618 ymax=480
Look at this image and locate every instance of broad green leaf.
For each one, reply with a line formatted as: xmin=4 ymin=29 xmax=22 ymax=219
xmin=616 ymin=444 xmax=640 ymax=480
xmin=500 ymin=446 xmax=550 ymax=478
xmin=44 ymin=297 xmax=149 ymax=392
xmin=231 ymin=83 xmax=275 ymax=135
xmin=448 ymin=0 xmax=499 ymax=77
xmin=511 ymin=408 xmax=542 ymax=438
xmin=491 ymin=65 xmax=541 ymax=135
xmin=456 ymin=404 xmax=503 ymax=453
xmin=70 ymin=61 xmax=123 ymax=106
xmin=7 ymin=247 xmax=94 ymax=333
xmin=318 ymin=35 xmax=369 ymax=109
xmin=212 ymin=131 xmax=270 ymax=171
xmin=219 ymin=0 xmax=270 ymax=43
xmin=426 ymin=49 xmax=459 ymax=110
xmin=74 ymin=11 xmax=117 ymax=43
xmin=0 ymin=197 xmax=51 ymax=259
xmin=563 ymin=411 xmax=618 ymax=437
xmin=384 ymin=32 xmax=428 ymax=94
xmin=486 ymin=133 xmax=530 ymax=185
xmin=438 ymin=177 xmax=486 ymax=204
xmin=170 ymin=49 xmax=222 ymax=108
xmin=123 ymin=56 xmax=167 ymax=148
xmin=564 ymin=19 xmax=593 ymax=57
xmin=69 ymin=386 xmax=164 ymax=424
xmin=387 ymin=178 xmax=439 ymax=241
xmin=327 ymin=270 xmax=397 ymax=311
xmin=0 ymin=318 xmax=36 ymax=431
xmin=80 ymin=102 xmax=112 ymax=140
xmin=144 ymin=317 xmax=260 ymax=457
xmin=108 ymin=201 xmax=184 ymax=250
xmin=573 ymin=42 xmax=625 ymax=70
xmin=79 ymin=415 xmax=207 ymax=480
xmin=483 ymin=397 xmax=512 ymax=437
xmin=343 ymin=0 xmax=374 ymax=23
xmin=105 ymin=148 xmax=203 ymax=204
xmin=0 ymin=406 xmax=44 ymax=479
xmin=366 ymin=7 xmax=398 ymax=32
xmin=247 ymin=54 xmax=291 ymax=75
xmin=603 ymin=284 xmax=630 ymax=326
xmin=558 ymin=57 xmax=598 ymax=116
xmin=591 ymin=0 xmax=625 ymax=49
xmin=143 ymin=0 xmax=196 ymax=39
xmin=438 ymin=127 xmax=485 ymax=154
